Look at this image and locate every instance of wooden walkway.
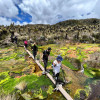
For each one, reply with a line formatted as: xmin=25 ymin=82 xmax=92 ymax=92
xmin=25 ymin=49 xmax=73 ymax=100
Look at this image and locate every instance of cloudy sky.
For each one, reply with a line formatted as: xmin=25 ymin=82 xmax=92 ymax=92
xmin=0 ymin=0 xmax=100 ymax=25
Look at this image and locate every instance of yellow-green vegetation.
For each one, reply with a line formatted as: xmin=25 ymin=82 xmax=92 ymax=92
xmin=0 ymin=46 xmax=27 ymax=72
xmin=0 ymin=43 xmax=100 ymax=99
xmin=62 ymin=60 xmax=78 ymax=70
xmin=39 ymin=43 xmax=100 ymax=78
xmin=74 ymin=89 xmax=88 ymax=100
xmin=38 ymin=43 xmax=100 ymax=99
xmin=0 ymin=46 xmax=54 ymax=99
xmin=47 ymin=85 xmax=54 ymax=95
xmin=0 ymin=72 xmax=53 ymax=99
xmin=0 ymin=72 xmax=10 ymax=84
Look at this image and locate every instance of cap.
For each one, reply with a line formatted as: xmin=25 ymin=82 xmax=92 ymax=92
xmin=48 ymin=47 xmax=51 ymax=50
xmin=56 ymin=55 xmax=63 ymax=61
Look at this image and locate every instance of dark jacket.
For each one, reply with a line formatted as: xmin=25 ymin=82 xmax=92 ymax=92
xmin=31 ymin=45 xmax=38 ymax=52
xmin=43 ymin=50 xmax=50 ymax=61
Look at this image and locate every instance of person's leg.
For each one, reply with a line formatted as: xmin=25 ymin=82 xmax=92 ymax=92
xmin=44 ymin=60 xmax=47 ymax=72
xmin=33 ymin=51 xmax=35 ymax=58
xmin=25 ymin=44 xmax=27 ymax=48
xmin=55 ymin=73 xmax=59 ymax=85
xmin=33 ymin=52 xmax=36 ymax=59
xmin=24 ymin=44 xmax=26 ymax=48
xmin=12 ymin=38 xmax=14 ymax=43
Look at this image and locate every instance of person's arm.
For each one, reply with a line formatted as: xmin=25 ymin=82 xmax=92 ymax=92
xmin=61 ymin=63 xmax=63 ymax=69
xmin=31 ymin=46 xmax=33 ymax=50
xmin=52 ymin=62 xmax=56 ymax=68
xmin=43 ymin=50 xmax=45 ymax=55
xmin=52 ymin=60 xmax=57 ymax=67
xmin=53 ymin=63 xmax=56 ymax=67
xmin=48 ymin=52 xmax=50 ymax=56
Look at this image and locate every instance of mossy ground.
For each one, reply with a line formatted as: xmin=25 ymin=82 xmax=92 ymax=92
xmin=0 ymin=43 xmax=100 ymax=99
xmin=38 ymin=43 xmax=100 ymax=99
xmin=0 ymin=46 xmax=54 ymax=99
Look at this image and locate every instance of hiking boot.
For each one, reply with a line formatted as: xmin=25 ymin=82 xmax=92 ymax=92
xmin=54 ymin=87 xmax=59 ymax=91
xmin=46 ymin=70 xmax=50 ymax=73
xmin=42 ymin=71 xmax=47 ymax=75
xmin=54 ymin=84 xmax=59 ymax=91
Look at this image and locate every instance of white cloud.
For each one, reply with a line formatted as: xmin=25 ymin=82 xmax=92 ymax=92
xmin=0 ymin=17 xmax=12 ymax=26
xmin=15 ymin=21 xmax=30 ymax=25
xmin=0 ymin=17 xmax=30 ymax=26
xmin=12 ymin=0 xmax=22 ymax=5
xmin=19 ymin=0 xmax=99 ymax=24
xmin=0 ymin=0 xmax=18 ymax=18
xmin=94 ymin=0 xmax=100 ymax=17
xmin=0 ymin=0 xmax=100 ymax=25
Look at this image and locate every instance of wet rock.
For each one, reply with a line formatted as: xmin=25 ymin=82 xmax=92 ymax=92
xmin=87 ymin=81 xmax=100 ymax=100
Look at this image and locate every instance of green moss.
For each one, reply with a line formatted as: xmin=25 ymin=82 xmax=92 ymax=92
xmin=47 ymin=85 xmax=54 ymax=95
xmin=0 ymin=72 xmax=10 ymax=84
xmin=88 ymin=51 xmax=94 ymax=54
xmin=0 ymin=51 xmax=25 ymax=61
xmin=74 ymin=89 xmax=88 ymax=100
xmin=84 ymin=68 xmax=100 ymax=78
xmin=0 ymin=78 xmax=18 ymax=94
xmin=0 ymin=74 xmax=53 ymax=96
xmin=83 ymin=63 xmax=88 ymax=69
xmin=62 ymin=60 xmax=78 ymax=70
xmin=90 ymin=68 xmax=100 ymax=78
xmin=84 ymin=69 xmax=94 ymax=78
xmin=76 ymin=48 xmax=87 ymax=62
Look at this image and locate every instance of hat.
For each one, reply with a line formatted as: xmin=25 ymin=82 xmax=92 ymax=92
xmin=48 ymin=47 xmax=51 ymax=50
xmin=56 ymin=55 xmax=63 ymax=61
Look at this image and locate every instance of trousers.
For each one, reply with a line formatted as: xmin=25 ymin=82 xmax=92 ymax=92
xmin=43 ymin=59 xmax=48 ymax=71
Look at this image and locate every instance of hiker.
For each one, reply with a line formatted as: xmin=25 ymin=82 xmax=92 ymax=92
xmin=31 ymin=43 xmax=38 ymax=59
xmin=14 ymin=36 xmax=18 ymax=44
xmin=24 ymin=40 xmax=28 ymax=48
xmin=42 ymin=47 xmax=51 ymax=74
xmin=52 ymin=55 xmax=63 ymax=86
xmin=10 ymin=31 xmax=14 ymax=43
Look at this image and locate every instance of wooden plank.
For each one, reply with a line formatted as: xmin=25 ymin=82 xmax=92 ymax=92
xmin=58 ymin=85 xmax=73 ymax=100
xmin=25 ymin=49 xmax=73 ymax=100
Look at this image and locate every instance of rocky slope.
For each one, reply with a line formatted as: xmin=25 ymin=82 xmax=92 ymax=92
xmin=0 ymin=18 xmax=100 ymax=46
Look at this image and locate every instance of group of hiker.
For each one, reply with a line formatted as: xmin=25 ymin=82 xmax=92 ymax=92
xmin=10 ymin=32 xmax=64 ymax=87
xmin=24 ymin=40 xmax=63 ymax=88
xmin=10 ymin=31 xmax=65 ymax=89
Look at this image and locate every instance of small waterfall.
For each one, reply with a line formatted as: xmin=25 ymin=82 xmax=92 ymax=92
xmin=79 ymin=64 xmax=84 ymax=73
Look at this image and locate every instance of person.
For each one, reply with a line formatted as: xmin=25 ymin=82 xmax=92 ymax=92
xmin=14 ymin=36 xmax=18 ymax=44
xmin=24 ymin=40 xmax=28 ymax=48
xmin=42 ymin=47 xmax=51 ymax=74
xmin=31 ymin=43 xmax=38 ymax=60
xmin=52 ymin=55 xmax=63 ymax=86
xmin=10 ymin=31 xmax=14 ymax=43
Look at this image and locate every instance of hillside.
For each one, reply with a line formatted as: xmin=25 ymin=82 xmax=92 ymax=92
xmin=0 ymin=18 xmax=100 ymax=47
xmin=0 ymin=18 xmax=100 ymax=99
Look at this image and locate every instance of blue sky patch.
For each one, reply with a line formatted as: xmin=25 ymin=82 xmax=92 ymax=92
xmin=12 ymin=5 xmax=32 ymax=23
